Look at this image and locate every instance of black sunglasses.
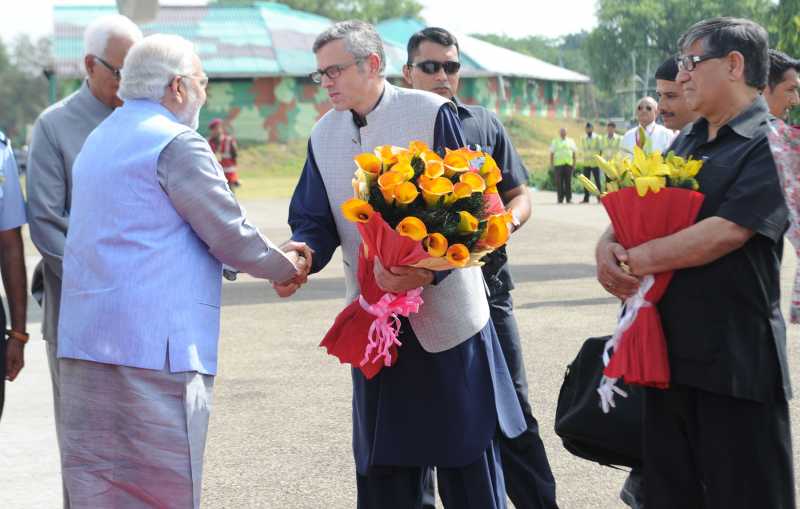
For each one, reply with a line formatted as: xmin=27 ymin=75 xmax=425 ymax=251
xmin=637 ymin=105 xmax=653 ymax=112
xmin=409 ymin=60 xmax=461 ymax=75
xmin=92 ymin=55 xmax=121 ymax=80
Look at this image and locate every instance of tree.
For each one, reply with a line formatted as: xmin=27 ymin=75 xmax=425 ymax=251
xmin=585 ymin=0 xmax=774 ymax=116
xmin=773 ymin=0 xmax=800 ymax=57
xmin=0 ymin=35 xmax=51 ymax=138
xmin=213 ymin=0 xmax=423 ymax=23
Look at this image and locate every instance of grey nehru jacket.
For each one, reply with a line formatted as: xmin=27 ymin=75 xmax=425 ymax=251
xmin=27 ymin=81 xmax=114 ymax=342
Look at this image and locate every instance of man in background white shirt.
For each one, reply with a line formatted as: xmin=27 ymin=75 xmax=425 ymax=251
xmin=620 ymin=96 xmax=676 ymax=155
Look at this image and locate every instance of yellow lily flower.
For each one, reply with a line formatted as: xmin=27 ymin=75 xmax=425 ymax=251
xmin=480 ymin=214 xmax=510 ymax=249
xmin=595 ymin=154 xmax=619 ymax=181
xmin=341 ymin=198 xmax=374 ymax=223
xmin=423 ymin=233 xmax=448 ymax=257
xmin=577 ymin=174 xmax=601 ymax=196
xmin=460 ymin=172 xmax=486 ymax=193
xmin=480 ymin=154 xmax=500 ymax=175
xmin=420 ymin=177 xmax=454 ymax=208
xmin=483 ymin=166 xmax=503 ymax=188
xmin=396 ymin=216 xmax=428 ymax=241
xmin=634 ymin=176 xmax=666 ymax=197
xmin=377 ymin=171 xmax=405 ymax=203
xmin=457 ymin=211 xmax=479 ymax=233
xmin=446 ymin=244 xmax=470 ymax=268
xmin=394 ymin=181 xmax=419 ymax=206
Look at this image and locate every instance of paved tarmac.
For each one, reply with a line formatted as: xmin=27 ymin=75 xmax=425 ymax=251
xmin=2 ymin=190 xmax=798 ymax=508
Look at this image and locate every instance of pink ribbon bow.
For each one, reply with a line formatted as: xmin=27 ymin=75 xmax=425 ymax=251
xmin=358 ymin=287 xmax=424 ymax=368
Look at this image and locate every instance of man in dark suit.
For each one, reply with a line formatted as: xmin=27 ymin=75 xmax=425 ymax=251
xmin=597 ymin=17 xmax=795 ymax=509
xmin=403 ymin=27 xmax=558 ymax=509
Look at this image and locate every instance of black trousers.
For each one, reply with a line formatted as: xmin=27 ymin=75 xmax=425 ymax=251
xmin=643 ymin=384 xmax=796 ymax=509
xmin=357 ymin=439 xmax=507 ymax=509
xmin=423 ymin=292 xmax=558 ymax=509
xmin=553 ymin=165 xmax=573 ymax=203
xmin=581 ymin=166 xmax=601 ymax=202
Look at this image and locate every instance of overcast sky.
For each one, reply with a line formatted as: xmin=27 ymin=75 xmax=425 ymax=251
xmin=0 ymin=0 xmax=597 ymax=44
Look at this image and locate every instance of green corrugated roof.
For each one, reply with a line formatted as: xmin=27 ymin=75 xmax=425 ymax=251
xmin=54 ymin=3 xmax=587 ymax=82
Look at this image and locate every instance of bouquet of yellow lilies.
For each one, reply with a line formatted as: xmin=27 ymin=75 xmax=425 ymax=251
xmin=321 ymin=141 xmax=512 ymax=379
xmin=577 ymin=146 xmax=707 ymax=411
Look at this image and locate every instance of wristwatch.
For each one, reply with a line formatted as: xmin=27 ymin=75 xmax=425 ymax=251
xmin=6 ymin=330 xmax=29 ymax=344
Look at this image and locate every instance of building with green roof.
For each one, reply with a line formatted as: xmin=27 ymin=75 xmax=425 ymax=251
xmin=54 ymin=2 xmax=590 ymax=143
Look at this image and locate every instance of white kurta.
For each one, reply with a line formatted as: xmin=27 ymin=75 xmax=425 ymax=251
xmin=620 ymin=122 xmax=677 ymax=156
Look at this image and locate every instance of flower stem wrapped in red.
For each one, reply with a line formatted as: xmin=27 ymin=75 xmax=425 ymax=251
xmin=580 ymin=147 xmax=705 ymax=411
xmin=321 ymin=142 xmax=512 ymax=378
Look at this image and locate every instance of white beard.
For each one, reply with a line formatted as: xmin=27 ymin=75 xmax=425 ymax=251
xmin=177 ymin=85 xmax=202 ymax=130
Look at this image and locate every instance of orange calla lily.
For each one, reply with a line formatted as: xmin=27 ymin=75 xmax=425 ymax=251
xmin=460 ymin=172 xmax=486 ymax=193
xmin=483 ymin=166 xmax=503 ymax=188
xmin=419 ymin=176 xmax=454 ymax=208
xmin=446 ymin=243 xmax=470 ymax=268
xmin=341 ymin=198 xmax=374 ymax=224
xmin=355 ymin=152 xmax=381 ymax=175
xmin=481 ymin=214 xmax=510 ymax=249
xmin=480 ymin=154 xmax=499 ymax=175
xmin=457 ymin=211 xmax=479 ymax=233
xmin=409 ymin=140 xmax=430 ymax=155
xmin=446 ymin=182 xmax=473 ymax=205
xmin=391 ymin=161 xmax=416 ymax=181
xmin=378 ymin=171 xmax=405 ymax=202
xmin=394 ymin=181 xmax=419 ymax=206
xmin=424 ymin=159 xmax=445 ymax=179
xmin=422 ymin=233 xmax=448 ymax=257
xmin=396 ymin=216 xmax=428 ymax=241
xmin=374 ymin=145 xmax=409 ymax=166
xmin=420 ymin=149 xmax=443 ymax=163
xmin=443 ymin=148 xmax=471 ymax=176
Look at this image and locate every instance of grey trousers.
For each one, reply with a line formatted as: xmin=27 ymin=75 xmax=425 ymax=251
xmin=59 ymin=355 xmax=214 ymax=508
xmin=46 ymin=340 xmax=70 ymax=509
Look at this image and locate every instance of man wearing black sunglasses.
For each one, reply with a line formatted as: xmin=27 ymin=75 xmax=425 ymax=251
xmin=404 ymin=27 xmax=557 ymax=509
xmin=620 ymin=96 xmax=675 ymax=156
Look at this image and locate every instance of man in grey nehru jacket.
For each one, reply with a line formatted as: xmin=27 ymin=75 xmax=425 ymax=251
xmin=55 ymin=34 xmax=309 ymax=508
xmin=280 ymin=20 xmax=525 ymax=508
xmin=25 ymin=15 xmax=142 ymax=507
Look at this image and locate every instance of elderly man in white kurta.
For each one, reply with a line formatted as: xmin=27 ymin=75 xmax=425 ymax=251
xmin=56 ymin=34 xmax=308 ymax=508
xmin=620 ymin=96 xmax=677 ymax=156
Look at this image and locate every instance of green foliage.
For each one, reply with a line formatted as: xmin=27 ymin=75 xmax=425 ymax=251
xmin=472 ymin=32 xmax=591 ymax=76
xmin=213 ymin=0 xmax=423 ymax=22
xmin=0 ymin=35 xmax=51 ymax=138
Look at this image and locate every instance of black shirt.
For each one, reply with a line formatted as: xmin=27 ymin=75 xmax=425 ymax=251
xmin=658 ymin=96 xmax=791 ymax=402
xmin=454 ymin=99 xmax=529 ymax=296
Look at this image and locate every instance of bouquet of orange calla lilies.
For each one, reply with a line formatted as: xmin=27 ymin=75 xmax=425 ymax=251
xmin=321 ymin=141 xmax=513 ymax=379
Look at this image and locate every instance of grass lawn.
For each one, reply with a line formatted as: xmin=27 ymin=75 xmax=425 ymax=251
xmin=231 ymin=115 xmax=591 ymax=200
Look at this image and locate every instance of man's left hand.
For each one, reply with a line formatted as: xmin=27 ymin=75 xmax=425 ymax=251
xmin=373 ymin=259 xmax=433 ymax=293
xmin=6 ymin=339 xmax=24 ymax=381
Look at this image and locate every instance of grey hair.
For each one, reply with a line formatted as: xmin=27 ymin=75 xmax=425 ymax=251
xmin=83 ymin=14 xmax=143 ymax=58
xmin=118 ymin=34 xmax=196 ymax=102
xmin=313 ymin=20 xmax=386 ymax=75
xmin=677 ymin=17 xmax=769 ymax=90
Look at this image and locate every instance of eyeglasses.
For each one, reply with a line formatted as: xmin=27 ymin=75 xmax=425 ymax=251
xmin=92 ymin=55 xmax=121 ymax=80
xmin=637 ymin=105 xmax=653 ymax=111
xmin=676 ymin=53 xmax=725 ymax=72
xmin=309 ymin=60 xmax=362 ymax=84
xmin=408 ymin=60 xmax=461 ymax=75
xmin=178 ymin=73 xmax=209 ymax=89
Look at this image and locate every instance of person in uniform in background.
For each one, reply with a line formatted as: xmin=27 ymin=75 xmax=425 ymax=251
xmin=207 ymin=118 xmax=241 ymax=188
xmin=550 ymin=127 xmax=577 ymax=204
xmin=403 ymin=26 xmax=558 ymax=509
xmin=0 ymin=131 xmax=28 ymax=422
xmin=601 ymin=121 xmax=622 ymax=161
xmin=579 ymin=122 xmax=603 ymax=203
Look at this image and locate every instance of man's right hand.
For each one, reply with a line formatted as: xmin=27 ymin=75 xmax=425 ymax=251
xmin=596 ymin=239 xmax=639 ymax=300
xmin=273 ymin=241 xmax=313 ymax=298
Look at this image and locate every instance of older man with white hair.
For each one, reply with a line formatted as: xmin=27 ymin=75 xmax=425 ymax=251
xmin=620 ymin=96 xmax=676 ymax=156
xmin=56 ymin=33 xmax=308 ymax=507
xmin=25 ymin=14 xmax=142 ymax=507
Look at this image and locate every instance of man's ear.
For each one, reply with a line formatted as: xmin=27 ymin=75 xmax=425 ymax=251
xmin=84 ymin=55 xmax=95 ymax=76
xmin=728 ymin=51 xmax=746 ymax=81
xmin=402 ymin=64 xmax=413 ymax=86
xmin=367 ymin=53 xmax=381 ymax=75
